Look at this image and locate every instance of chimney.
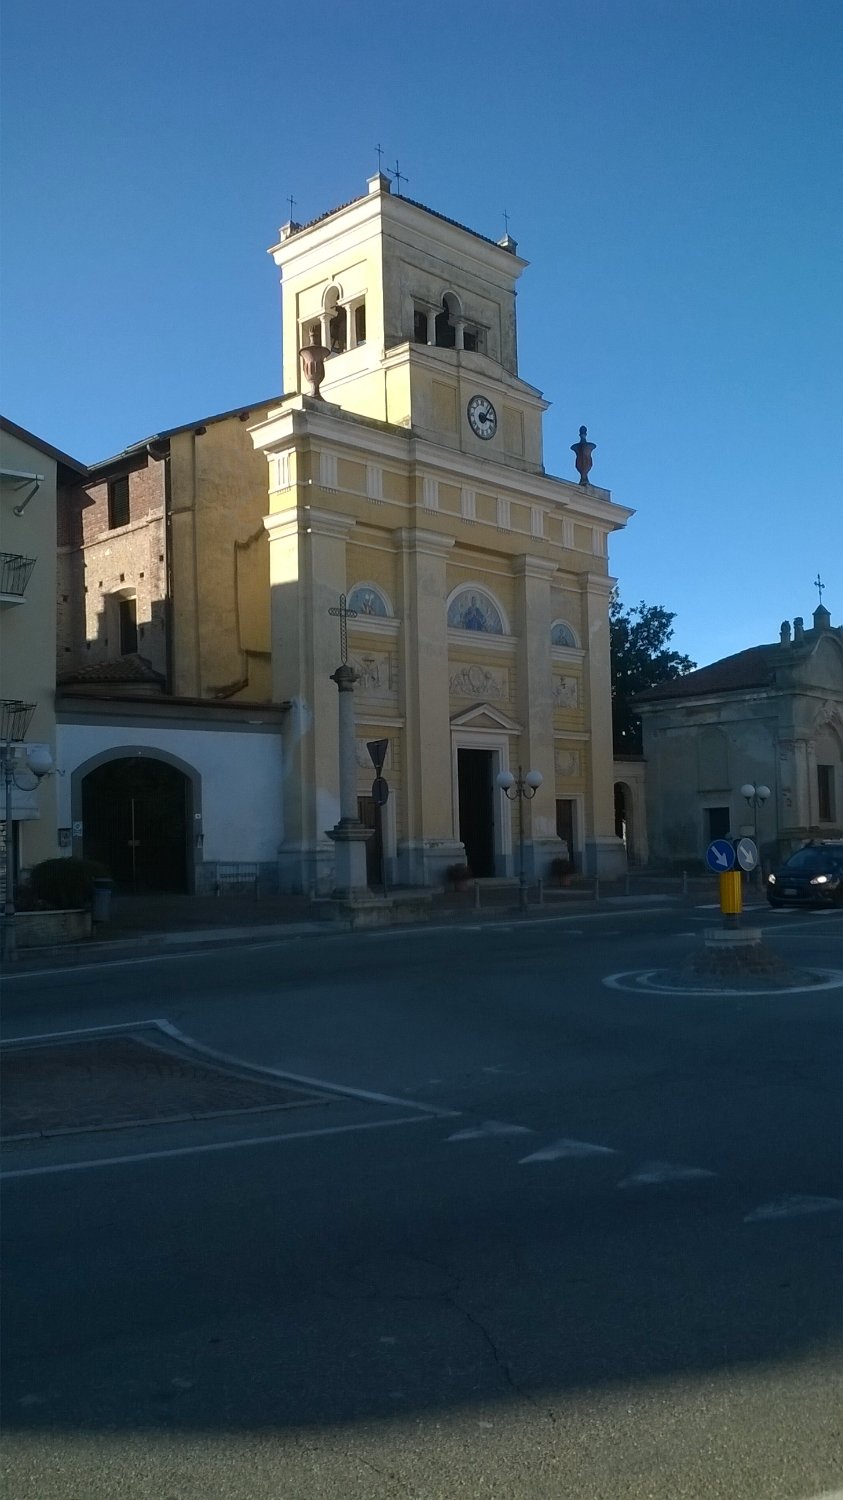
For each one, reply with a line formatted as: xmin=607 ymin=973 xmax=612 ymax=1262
xmin=793 ymin=616 xmax=805 ymax=643
xmin=779 ymin=620 xmax=792 ymax=645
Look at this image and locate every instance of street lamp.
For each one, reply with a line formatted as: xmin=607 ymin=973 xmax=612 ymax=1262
xmin=1 ymin=701 xmax=54 ymax=962
xmin=496 ymin=765 xmax=543 ymax=911
xmin=740 ymin=781 xmax=771 ymax=884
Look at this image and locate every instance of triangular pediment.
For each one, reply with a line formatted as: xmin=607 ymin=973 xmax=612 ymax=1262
xmin=450 ymin=702 xmax=523 ymax=733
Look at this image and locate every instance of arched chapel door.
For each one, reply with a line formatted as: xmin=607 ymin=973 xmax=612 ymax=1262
xmin=81 ymin=756 xmax=191 ymax=892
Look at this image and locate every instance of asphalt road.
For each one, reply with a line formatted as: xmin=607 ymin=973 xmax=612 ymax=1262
xmin=2 ymin=902 xmax=842 ymax=1499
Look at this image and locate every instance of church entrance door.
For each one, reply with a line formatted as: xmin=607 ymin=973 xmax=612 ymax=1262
xmin=82 ymin=757 xmax=191 ymax=893
xmin=457 ymin=748 xmax=495 ymax=877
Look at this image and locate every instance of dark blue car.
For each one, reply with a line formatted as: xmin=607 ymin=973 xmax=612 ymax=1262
xmin=766 ymin=840 xmax=843 ymax=908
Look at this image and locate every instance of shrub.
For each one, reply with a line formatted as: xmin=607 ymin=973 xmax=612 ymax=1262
xmin=29 ymin=857 xmax=109 ymax=910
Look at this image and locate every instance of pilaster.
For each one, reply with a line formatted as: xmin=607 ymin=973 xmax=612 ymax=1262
xmin=579 ymin=571 xmax=627 ymax=877
xmin=395 ymin=527 xmax=463 ymax=883
xmin=512 ymin=554 xmax=558 ymax=876
xmin=263 ymin=502 xmax=357 ymax=890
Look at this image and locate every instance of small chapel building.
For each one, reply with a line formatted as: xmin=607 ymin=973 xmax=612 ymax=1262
xmin=250 ymin=173 xmax=633 ymax=890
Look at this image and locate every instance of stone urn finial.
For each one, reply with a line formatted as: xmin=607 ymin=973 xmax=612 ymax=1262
xmin=299 ymin=326 xmax=331 ymax=398
xmin=571 ymin=425 xmax=596 ymax=485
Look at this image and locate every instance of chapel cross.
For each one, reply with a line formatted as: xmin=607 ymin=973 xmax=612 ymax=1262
xmin=503 ymin=208 xmax=510 ymax=235
xmin=375 ymin=142 xmax=386 ymax=172
xmin=390 ymin=158 xmax=408 ymax=195
xmin=814 ymin=572 xmax=825 ymax=606
xmin=286 ymin=193 xmax=296 ymax=221
xmin=328 ymin=593 xmax=358 ymax=665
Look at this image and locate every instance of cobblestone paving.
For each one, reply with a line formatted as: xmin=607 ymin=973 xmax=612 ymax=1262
xmin=0 ymin=1036 xmax=329 ymax=1140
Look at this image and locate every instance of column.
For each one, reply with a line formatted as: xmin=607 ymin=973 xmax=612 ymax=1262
xmin=395 ymin=527 xmax=463 ymax=885
xmin=513 ymin=555 xmax=558 ymax=879
xmin=579 ymin=571 xmax=626 ymax=877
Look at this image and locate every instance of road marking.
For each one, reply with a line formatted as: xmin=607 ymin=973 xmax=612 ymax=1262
xmin=151 ymin=1020 xmax=458 ymax=1117
xmin=744 ymin=1195 xmax=843 ymax=1223
xmin=520 ymin=1138 xmax=617 ymax=1164
xmin=1 ymin=1017 xmax=457 ymax=1119
xmin=448 ymin=1121 xmax=533 ymax=1141
xmin=1 ymin=1019 xmax=170 ymax=1046
xmin=0 ymin=1112 xmax=441 ymax=1181
xmin=603 ymin=968 xmax=843 ymax=995
xmin=618 ymin=1160 xmax=716 ymax=1187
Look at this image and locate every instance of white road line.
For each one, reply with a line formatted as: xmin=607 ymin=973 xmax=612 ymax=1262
xmin=618 ymin=1160 xmax=716 ymax=1187
xmin=603 ymin=967 xmax=843 ymax=995
xmin=1 ymin=1019 xmax=169 ymax=1046
xmin=744 ymin=1194 xmax=843 ymax=1223
xmin=520 ymin=1138 xmax=617 ymax=1164
xmin=448 ymin=1121 xmax=533 ymax=1141
xmin=0 ymin=1112 xmax=441 ymax=1181
xmin=1 ymin=1016 xmax=456 ymax=1119
xmin=151 ymin=1019 xmax=458 ymax=1117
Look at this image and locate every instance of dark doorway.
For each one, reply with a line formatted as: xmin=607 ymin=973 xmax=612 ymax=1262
xmin=556 ymin=798 xmax=576 ymax=864
xmin=82 ymin=757 xmax=191 ymax=892
xmin=706 ymin=806 xmax=731 ymax=842
xmin=458 ymin=749 xmax=495 ymax=877
xmin=357 ymin=795 xmax=383 ymax=889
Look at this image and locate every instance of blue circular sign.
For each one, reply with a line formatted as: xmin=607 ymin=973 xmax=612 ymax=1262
xmin=705 ymin=839 xmax=736 ymax=872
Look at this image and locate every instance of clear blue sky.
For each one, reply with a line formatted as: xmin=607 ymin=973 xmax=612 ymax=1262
xmin=2 ymin=0 xmax=840 ymax=667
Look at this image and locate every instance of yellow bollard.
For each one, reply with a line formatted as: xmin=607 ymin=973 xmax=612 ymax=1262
xmin=719 ymin=870 xmax=742 ymax=916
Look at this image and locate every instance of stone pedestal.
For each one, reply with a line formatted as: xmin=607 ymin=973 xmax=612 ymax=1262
xmin=326 ymin=661 xmax=371 ymax=896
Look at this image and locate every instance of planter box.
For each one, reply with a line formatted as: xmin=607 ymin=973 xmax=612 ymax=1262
xmin=15 ymin=909 xmax=92 ymax=949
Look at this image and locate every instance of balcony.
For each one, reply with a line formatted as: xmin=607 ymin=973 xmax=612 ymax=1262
xmin=0 ymin=553 xmax=36 ymax=605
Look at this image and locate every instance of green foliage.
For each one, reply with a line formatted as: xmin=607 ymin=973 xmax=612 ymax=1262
xmin=29 ymin=856 xmax=109 ymax=910
xmin=610 ymin=592 xmax=696 ymax=754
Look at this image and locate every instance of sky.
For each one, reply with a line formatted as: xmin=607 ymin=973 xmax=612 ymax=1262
xmin=2 ymin=0 xmax=841 ymax=668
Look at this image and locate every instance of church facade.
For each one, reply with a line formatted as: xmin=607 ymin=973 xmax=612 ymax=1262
xmin=250 ymin=173 xmax=633 ymax=891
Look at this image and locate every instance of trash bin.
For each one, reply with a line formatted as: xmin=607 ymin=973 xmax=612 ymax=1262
xmin=92 ymin=877 xmax=113 ymax=923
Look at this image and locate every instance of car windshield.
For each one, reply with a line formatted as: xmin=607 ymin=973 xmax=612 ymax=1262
xmin=784 ymin=847 xmax=843 ymax=872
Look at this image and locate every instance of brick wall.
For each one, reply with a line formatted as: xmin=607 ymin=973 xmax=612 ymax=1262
xmin=59 ymin=456 xmax=168 ymax=678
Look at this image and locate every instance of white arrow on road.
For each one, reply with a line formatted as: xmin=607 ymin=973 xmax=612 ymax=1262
xmin=519 ymin=1138 xmax=617 ymax=1164
xmin=448 ymin=1121 xmax=534 ymax=1142
xmin=744 ymin=1194 xmax=843 ymax=1223
xmin=618 ymin=1161 xmax=716 ymax=1187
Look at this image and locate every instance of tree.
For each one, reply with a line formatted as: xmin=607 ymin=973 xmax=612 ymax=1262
xmin=610 ymin=593 xmax=696 ymax=754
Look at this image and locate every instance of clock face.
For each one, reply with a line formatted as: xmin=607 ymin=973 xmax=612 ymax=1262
xmin=467 ymin=394 xmax=497 ymax=440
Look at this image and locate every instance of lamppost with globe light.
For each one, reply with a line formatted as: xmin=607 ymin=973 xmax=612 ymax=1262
xmin=496 ymin=765 xmax=543 ymax=911
xmin=740 ymin=781 xmax=771 ymax=885
xmin=1 ymin=700 xmax=54 ymax=961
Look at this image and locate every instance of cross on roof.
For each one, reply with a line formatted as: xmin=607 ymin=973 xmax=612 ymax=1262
xmin=286 ymin=193 xmax=296 ymax=221
xmin=390 ymin=158 xmax=408 ymax=195
xmin=328 ymin=593 xmax=358 ymax=664
xmin=503 ymin=209 xmax=510 ymax=234
xmin=375 ymin=143 xmax=386 ymax=172
xmin=814 ymin=572 xmax=825 ymax=605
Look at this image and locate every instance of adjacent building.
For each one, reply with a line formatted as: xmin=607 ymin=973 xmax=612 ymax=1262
xmin=1 ymin=417 xmax=86 ymax=887
xmin=635 ymin=604 xmax=843 ymax=868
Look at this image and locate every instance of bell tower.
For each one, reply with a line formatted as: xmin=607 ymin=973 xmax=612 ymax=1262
xmin=269 ymin=173 xmax=548 ymax=473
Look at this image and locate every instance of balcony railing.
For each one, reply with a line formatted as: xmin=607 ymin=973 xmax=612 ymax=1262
xmin=0 ymin=553 xmax=36 ymax=598
xmin=0 ymin=700 xmax=36 ymax=743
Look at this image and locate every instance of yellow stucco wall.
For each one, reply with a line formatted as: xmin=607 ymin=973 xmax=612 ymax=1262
xmin=0 ymin=429 xmax=61 ymax=867
xmin=170 ymin=406 xmax=275 ymax=701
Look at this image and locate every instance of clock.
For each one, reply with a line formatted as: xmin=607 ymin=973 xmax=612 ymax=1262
xmin=467 ymin=394 xmax=497 ymax=440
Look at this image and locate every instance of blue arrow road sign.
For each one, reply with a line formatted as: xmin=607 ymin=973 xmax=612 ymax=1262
xmin=706 ymin=839 xmax=736 ymax=872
